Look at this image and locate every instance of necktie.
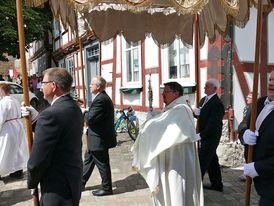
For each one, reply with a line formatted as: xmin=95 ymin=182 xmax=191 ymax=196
xmin=256 ymin=103 xmax=274 ymax=130
xmin=201 ymin=97 xmax=208 ymax=108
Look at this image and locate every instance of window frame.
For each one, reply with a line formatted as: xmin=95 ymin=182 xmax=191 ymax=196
xmin=122 ymin=37 xmax=142 ymax=87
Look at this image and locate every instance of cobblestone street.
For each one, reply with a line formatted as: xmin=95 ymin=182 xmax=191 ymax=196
xmin=0 ymin=132 xmax=259 ymax=206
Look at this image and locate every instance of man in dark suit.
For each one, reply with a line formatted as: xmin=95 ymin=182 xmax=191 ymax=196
xmin=237 ymin=92 xmax=253 ymax=181
xmin=26 ymin=68 xmax=84 ymax=206
xmin=82 ymin=76 xmax=117 ymax=196
xmin=238 ymin=92 xmax=253 ymax=162
xmin=243 ymin=71 xmax=274 ymax=206
xmin=194 ymin=78 xmax=225 ymax=192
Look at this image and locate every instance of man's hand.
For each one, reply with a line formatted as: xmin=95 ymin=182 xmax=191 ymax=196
xmin=21 ymin=103 xmax=39 ymax=123
xmin=196 ymin=133 xmax=201 ymax=141
xmin=194 ymin=108 xmax=200 ymax=116
xmin=244 ymin=162 xmax=259 ymax=178
xmin=81 ymin=107 xmax=89 ymax=114
xmin=243 ymin=129 xmax=258 ymax=145
xmin=30 ymin=188 xmax=38 ymax=195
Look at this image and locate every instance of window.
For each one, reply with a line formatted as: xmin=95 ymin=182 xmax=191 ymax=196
xmin=125 ymin=42 xmax=140 ymax=83
xmin=87 ymin=45 xmax=99 ymax=59
xmin=54 ymin=19 xmax=60 ymax=38
xmin=66 ymin=57 xmax=74 ymax=85
xmin=168 ymin=41 xmax=190 ymax=79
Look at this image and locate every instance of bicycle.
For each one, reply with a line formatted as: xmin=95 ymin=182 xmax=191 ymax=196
xmin=114 ymin=106 xmax=139 ymax=141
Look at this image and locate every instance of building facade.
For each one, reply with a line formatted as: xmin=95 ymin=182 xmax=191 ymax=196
xmin=28 ymin=6 xmax=274 ymax=140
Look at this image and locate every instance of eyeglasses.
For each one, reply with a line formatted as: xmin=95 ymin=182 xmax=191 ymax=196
xmin=41 ymin=81 xmax=53 ymax=86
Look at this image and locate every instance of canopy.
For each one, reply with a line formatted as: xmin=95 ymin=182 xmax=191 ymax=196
xmin=25 ymin=0 xmax=273 ymax=46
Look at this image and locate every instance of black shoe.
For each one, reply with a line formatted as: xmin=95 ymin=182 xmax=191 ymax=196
xmin=203 ymin=184 xmax=223 ymax=192
xmin=9 ymin=170 xmax=23 ymax=179
xmin=92 ymin=189 xmax=113 ymax=196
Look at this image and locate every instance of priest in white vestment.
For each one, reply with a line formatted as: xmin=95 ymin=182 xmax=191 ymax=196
xmin=0 ymin=83 xmax=28 ymax=178
xmin=132 ymin=82 xmax=203 ymax=206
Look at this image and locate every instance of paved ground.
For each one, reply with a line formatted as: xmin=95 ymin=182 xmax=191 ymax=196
xmin=0 ymin=132 xmax=260 ymax=206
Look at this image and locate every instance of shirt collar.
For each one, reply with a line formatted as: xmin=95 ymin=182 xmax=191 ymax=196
xmin=51 ymin=94 xmax=68 ymax=105
xmin=264 ymin=97 xmax=274 ymax=106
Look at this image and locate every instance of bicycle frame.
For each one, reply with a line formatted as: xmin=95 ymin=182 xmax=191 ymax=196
xmin=114 ymin=111 xmax=127 ymax=132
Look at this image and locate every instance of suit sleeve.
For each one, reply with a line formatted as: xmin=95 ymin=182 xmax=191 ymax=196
xmin=200 ymin=101 xmax=224 ymax=138
xmin=85 ymin=98 xmax=106 ymax=125
xmin=27 ymin=111 xmax=61 ymax=189
xmin=255 ymin=156 xmax=274 ymax=178
xmin=237 ymin=106 xmax=251 ymax=145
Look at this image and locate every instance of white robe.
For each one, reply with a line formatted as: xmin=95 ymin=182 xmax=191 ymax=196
xmin=132 ymin=96 xmax=203 ymax=206
xmin=0 ymin=96 xmax=28 ymax=175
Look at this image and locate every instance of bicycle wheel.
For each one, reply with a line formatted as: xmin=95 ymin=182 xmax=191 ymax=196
xmin=126 ymin=118 xmax=139 ymax=141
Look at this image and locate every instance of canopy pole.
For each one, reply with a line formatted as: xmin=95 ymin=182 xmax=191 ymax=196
xmin=79 ymin=39 xmax=89 ymax=152
xmin=16 ymin=0 xmax=39 ymax=205
xmin=244 ymin=0 xmax=263 ymax=205
xmin=194 ymin=13 xmax=201 ymax=138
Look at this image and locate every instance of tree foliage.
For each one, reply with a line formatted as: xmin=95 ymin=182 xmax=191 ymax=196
xmin=0 ymin=0 xmax=52 ymax=61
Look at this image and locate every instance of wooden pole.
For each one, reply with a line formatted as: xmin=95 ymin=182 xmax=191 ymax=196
xmin=244 ymin=0 xmax=263 ymax=205
xmin=194 ymin=13 xmax=201 ymax=148
xmin=79 ymin=39 xmax=89 ymax=152
xmin=16 ymin=0 xmax=39 ymax=205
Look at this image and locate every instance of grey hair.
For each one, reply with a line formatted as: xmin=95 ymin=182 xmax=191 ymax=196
xmin=43 ymin=67 xmax=73 ymax=92
xmin=207 ymin=78 xmax=221 ymax=90
xmin=93 ymin=76 xmax=106 ymax=90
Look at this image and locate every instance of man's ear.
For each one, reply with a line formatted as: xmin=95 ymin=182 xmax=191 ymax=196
xmin=51 ymin=81 xmax=58 ymax=92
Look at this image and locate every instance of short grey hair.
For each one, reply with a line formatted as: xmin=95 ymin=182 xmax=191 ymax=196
xmin=43 ymin=67 xmax=73 ymax=92
xmin=93 ymin=76 xmax=106 ymax=90
xmin=207 ymin=78 xmax=221 ymax=90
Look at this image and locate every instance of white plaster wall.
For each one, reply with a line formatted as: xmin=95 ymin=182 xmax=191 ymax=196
xmin=200 ymin=67 xmax=207 ymax=98
xmin=115 ymin=78 xmax=121 ymax=105
xmin=145 ymin=37 xmax=159 ymax=68
xmin=233 ymin=67 xmax=246 ymax=129
xmin=267 ymin=10 xmax=274 ymax=64
xmin=106 ymin=86 xmax=112 ymax=100
xmin=200 ymin=37 xmax=208 ymax=61
xmin=62 ymin=32 xmax=69 ymax=45
xmin=145 ymin=74 xmax=160 ymax=108
xmin=101 ymin=40 xmax=113 ymax=61
xmin=123 ymin=93 xmax=142 ymax=106
xmin=243 ymin=72 xmax=261 ymax=95
xmin=74 ymin=54 xmax=78 ymax=68
xmin=234 ymin=7 xmax=257 ymax=62
xmin=79 ymin=89 xmax=83 ymax=100
xmin=78 ymin=68 xmax=84 ymax=86
xmin=101 ymin=63 xmax=113 ymax=82
xmin=116 ymin=36 xmax=121 ymax=74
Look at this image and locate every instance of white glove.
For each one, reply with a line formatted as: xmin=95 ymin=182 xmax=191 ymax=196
xmin=194 ymin=108 xmax=200 ymax=116
xmin=21 ymin=105 xmax=39 ymax=123
xmin=243 ymin=129 xmax=259 ymax=145
xmin=81 ymin=107 xmax=89 ymax=114
xmin=196 ymin=133 xmax=201 ymax=141
xmin=30 ymin=188 xmax=37 ymax=195
xmin=83 ymin=126 xmax=88 ymax=135
xmin=244 ymin=162 xmax=259 ymax=178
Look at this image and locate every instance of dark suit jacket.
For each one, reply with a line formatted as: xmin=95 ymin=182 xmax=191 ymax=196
xmin=27 ymin=94 xmax=84 ymax=205
xmin=238 ymin=104 xmax=252 ymax=145
xmin=253 ymin=96 xmax=274 ymax=200
xmin=85 ymin=91 xmax=116 ymax=151
xmin=199 ymin=94 xmax=225 ymax=140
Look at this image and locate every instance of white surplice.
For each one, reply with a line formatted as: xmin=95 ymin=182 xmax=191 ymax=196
xmin=0 ymin=96 xmax=28 ymax=175
xmin=132 ymin=96 xmax=203 ymax=206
